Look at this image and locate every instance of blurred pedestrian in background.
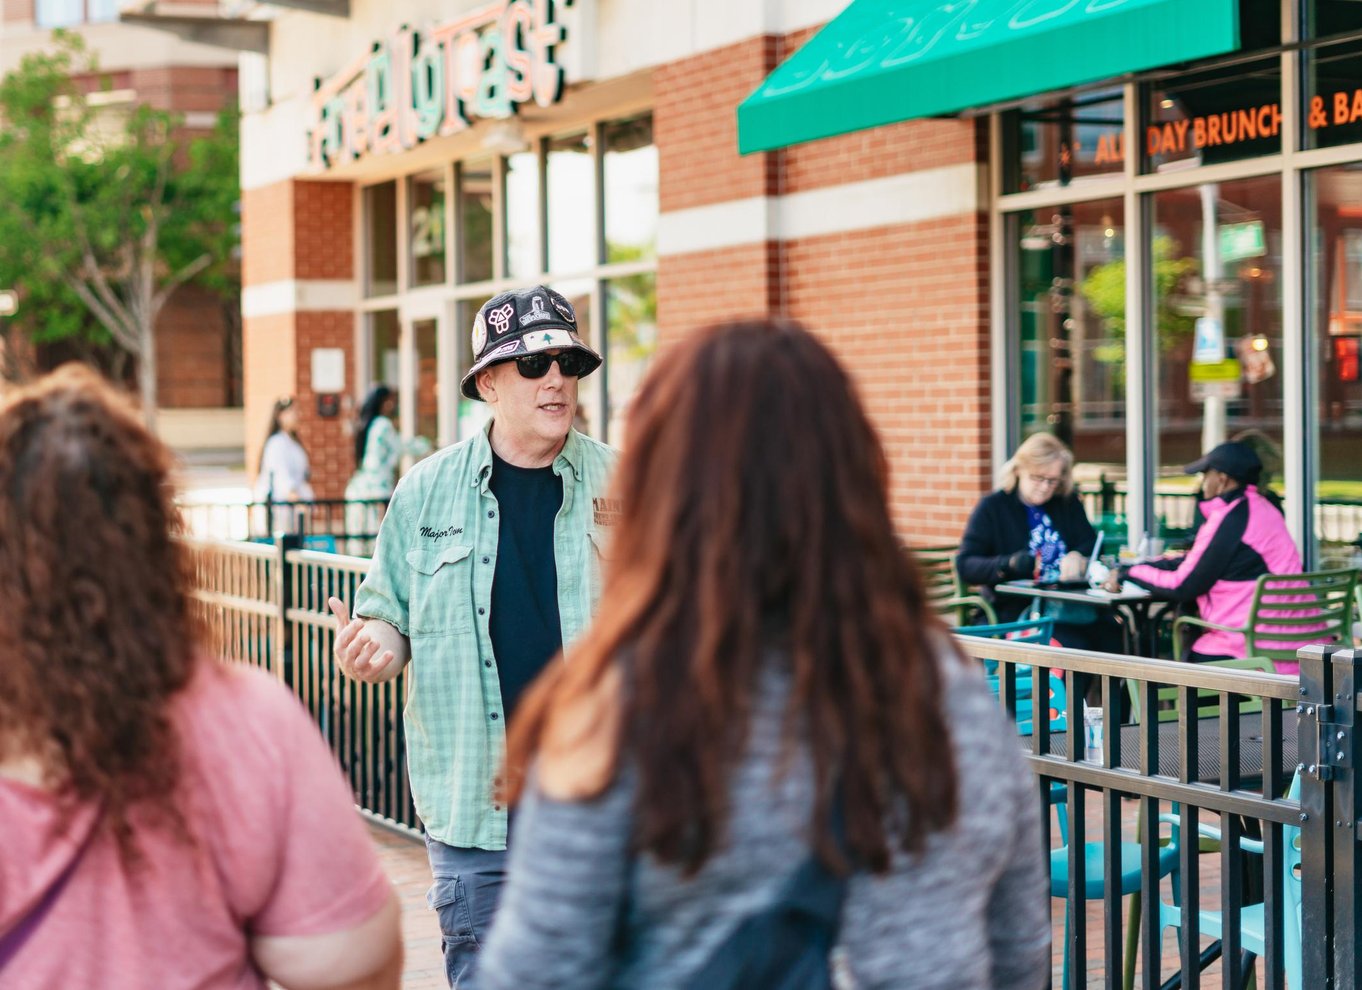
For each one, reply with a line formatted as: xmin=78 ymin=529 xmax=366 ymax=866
xmin=957 ymin=433 xmax=1124 ymax=656
xmin=472 ymin=319 xmax=1049 ymax=990
xmin=1104 ymin=440 xmax=1307 ymax=671
xmin=254 ymin=394 xmax=313 ymax=502
xmin=344 ymin=384 xmax=432 ymax=551
xmin=0 ymin=366 xmax=401 ymax=989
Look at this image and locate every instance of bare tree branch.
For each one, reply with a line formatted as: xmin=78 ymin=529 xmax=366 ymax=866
xmin=151 ymin=252 xmax=212 ymax=313
xmin=62 ymin=272 xmax=139 ymax=352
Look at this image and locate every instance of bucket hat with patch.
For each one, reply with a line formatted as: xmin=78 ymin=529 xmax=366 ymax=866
xmin=460 ymin=286 xmax=602 ymax=401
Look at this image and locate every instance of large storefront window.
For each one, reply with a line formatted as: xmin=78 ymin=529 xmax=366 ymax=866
xmin=505 ymin=149 xmax=541 ymax=279
xmin=603 ymin=115 xmax=658 ymax=260
xmin=605 ymin=272 xmax=657 ymax=442
xmin=1152 ymin=177 xmax=1284 ymax=536
xmin=457 ymin=159 xmax=495 ymax=284
xmin=409 ymin=170 xmax=446 ymax=287
xmin=1310 ymin=165 xmax=1362 ymax=563
xmin=547 ymin=132 xmax=595 ymax=272
xmin=1017 ymin=199 xmax=1127 ymax=489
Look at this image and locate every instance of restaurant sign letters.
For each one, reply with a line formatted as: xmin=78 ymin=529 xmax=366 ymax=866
xmin=1087 ymin=87 xmax=1362 ymax=166
xmin=309 ymin=0 xmax=573 ymax=170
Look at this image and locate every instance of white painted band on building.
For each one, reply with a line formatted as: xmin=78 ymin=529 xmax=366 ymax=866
xmin=242 ymin=280 xmax=359 ymax=319
xmin=657 ymin=164 xmax=985 ymax=257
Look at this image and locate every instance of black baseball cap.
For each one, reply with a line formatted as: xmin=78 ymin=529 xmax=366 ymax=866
xmin=1183 ymin=441 xmax=1262 ymax=483
xmin=460 ymin=286 xmax=602 ymax=401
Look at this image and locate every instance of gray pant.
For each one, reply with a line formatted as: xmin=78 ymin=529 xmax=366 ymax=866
xmin=424 ymin=834 xmax=509 ymax=988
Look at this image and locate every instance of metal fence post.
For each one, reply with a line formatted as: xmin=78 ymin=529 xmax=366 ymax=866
xmin=1330 ymin=647 xmax=1362 ymax=990
xmin=1299 ymin=643 xmax=1353 ymax=990
xmin=276 ymin=533 xmax=302 ymax=687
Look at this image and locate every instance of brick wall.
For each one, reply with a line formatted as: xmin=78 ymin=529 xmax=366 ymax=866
xmin=654 ymin=35 xmax=779 ymax=213
xmin=781 ymin=214 xmax=992 ymax=542
xmin=156 ymin=285 xmax=233 ymax=407
xmin=1 ymin=0 xmax=32 ymax=22
xmin=243 ymin=178 xmax=355 ymax=498
xmin=295 ymin=311 xmax=356 ymax=499
xmin=653 ymin=29 xmax=993 ymax=544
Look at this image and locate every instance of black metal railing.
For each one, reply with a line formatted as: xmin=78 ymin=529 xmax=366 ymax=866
xmin=187 ymin=535 xmax=418 ymax=836
xmin=954 ymin=634 xmax=1362 ymax=989
xmin=178 ymin=497 xmax=390 ymax=558
xmin=186 ymin=535 xmax=1362 ymax=983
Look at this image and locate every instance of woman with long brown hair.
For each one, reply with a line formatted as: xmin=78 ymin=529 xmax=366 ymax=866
xmin=471 ymin=320 xmax=1048 ymax=989
xmin=0 ymin=366 xmax=401 ymax=989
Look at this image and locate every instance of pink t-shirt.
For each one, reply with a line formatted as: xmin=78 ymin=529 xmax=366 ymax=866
xmin=0 ymin=662 xmax=392 ymax=989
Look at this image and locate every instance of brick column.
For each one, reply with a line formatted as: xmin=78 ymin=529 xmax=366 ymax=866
xmin=242 ymin=179 xmax=355 ymax=499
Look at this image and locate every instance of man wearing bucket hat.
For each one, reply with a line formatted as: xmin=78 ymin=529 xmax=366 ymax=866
xmin=1101 ymin=440 xmax=1310 ymax=670
xmin=327 ymin=285 xmax=617 ymax=987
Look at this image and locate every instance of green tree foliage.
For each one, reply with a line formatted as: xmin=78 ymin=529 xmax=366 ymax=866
xmin=0 ymin=33 xmax=239 ymax=421
xmin=1079 ymin=235 xmax=1199 ymax=363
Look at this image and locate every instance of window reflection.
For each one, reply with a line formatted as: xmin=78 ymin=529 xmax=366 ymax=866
xmin=1018 ymin=199 xmax=1127 ymax=499
xmin=414 ymin=318 xmax=439 ymax=445
xmin=409 ymin=170 xmax=446 ymax=287
xmin=505 ymin=149 xmax=541 ymax=279
xmin=1152 ymin=177 xmax=1284 ymax=538
xmin=1012 ymin=89 xmax=1124 ymax=193
xmin=605 ymin=273 xmax=657 ymax=445
xmin=368 ymin=310 xmax=400 ymax=390
xmin=547 ymin=132 xmax=595 ymax=272
xmin=457 ymin=159 xmax=494 ymax=284
xmin=604 ymin=115 xmax=658 ymax=262
xmin=365 ymin=181 xmax=399 ymax=297
xmin=1310 ymin=164 xmax=1362 ymax=564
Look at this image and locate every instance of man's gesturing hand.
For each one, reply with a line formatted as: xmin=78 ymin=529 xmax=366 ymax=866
xmin=329 ymin=597 xmax=410 ymax=683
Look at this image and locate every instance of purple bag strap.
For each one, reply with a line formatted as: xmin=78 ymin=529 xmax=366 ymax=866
xmin=0 ymin=821 xmax=97 ymax=970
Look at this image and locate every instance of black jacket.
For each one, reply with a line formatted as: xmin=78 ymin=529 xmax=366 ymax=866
xmin=957 ymin=488 xmax=1098 ymax=620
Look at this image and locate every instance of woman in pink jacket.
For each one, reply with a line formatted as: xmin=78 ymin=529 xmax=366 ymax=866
xmin=1103 ymin=441 xmax=1307 ymax=672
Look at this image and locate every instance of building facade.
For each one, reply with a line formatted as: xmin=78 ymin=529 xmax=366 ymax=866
xmin=236 ymin=0 xmax=1362 ymax=564
xmin=1 ymin=0 xmax=242 ymax=412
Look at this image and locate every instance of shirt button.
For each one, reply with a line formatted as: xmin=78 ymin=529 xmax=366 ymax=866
xmin=482 ymin=556 xmax=490 ymax=564
xmin=487 ymin=510 xmax=495 ymax=518
xmin=494 ymin=804 xmax=502 ymax=811
xmin=490 ymin=712 xmax=499 ymax=720
xmin=485 ymin=660 xmax=492 ymax=668
xmin=478 ymin=607 xmax=486 ymax=615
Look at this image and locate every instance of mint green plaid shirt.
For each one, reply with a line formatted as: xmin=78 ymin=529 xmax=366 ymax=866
xmin=353 ymin=422 xmax=617 ymax=849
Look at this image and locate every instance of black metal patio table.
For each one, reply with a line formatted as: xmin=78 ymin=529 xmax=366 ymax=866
xmin=996 ymin=579 xmax=1163 ymax=657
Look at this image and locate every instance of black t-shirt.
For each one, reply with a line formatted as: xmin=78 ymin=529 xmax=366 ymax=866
xmin=488 ymin=451 xmax=564 ymax=718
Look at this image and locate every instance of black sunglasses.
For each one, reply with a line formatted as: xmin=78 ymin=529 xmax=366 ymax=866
xmin=514 ymin=351 xmax=591 ymax=380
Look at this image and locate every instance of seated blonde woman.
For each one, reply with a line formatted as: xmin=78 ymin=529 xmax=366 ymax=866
xmin=956 ymin=432 xmax=1123 ymax=656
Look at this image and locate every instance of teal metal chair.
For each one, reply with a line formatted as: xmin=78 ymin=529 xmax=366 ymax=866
xmin=956 ymin=618 xmax=1060 ymax=735
xmin=1155 ymin=771 xmax=1303 ymax=989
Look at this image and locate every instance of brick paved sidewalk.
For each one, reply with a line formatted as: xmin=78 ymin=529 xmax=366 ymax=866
xmin=368 ymin=824 xmax=445 ymax=990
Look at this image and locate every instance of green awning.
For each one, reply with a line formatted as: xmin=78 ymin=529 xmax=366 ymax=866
xmin=737 ymin=0 xmax=1240 ymax=154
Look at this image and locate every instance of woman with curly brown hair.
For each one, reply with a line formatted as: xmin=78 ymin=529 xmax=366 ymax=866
xmin=469 ymin=319 xmax=1049 ymax=990
xmin=0 ymin=366 xmax=401 ymax=989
